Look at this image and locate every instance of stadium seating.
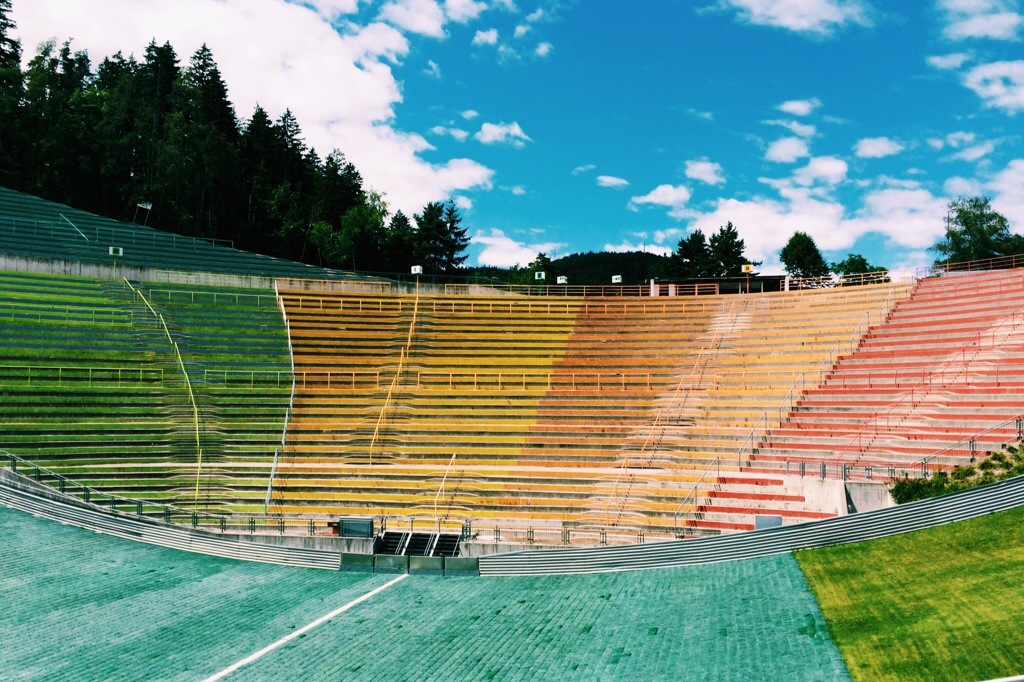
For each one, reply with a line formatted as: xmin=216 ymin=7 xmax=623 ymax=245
xmin=0 ymin=186 xmax=363 ymax=281
xmin=755 ymin=268 xmax=1024 ymax=472
xmin=272 ymin=281 xmax=908 ymax=536
xmin=0 ymin=271 xmax=289 ymax=511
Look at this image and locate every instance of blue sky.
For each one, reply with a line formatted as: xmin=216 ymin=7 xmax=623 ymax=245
xmin=13 ymin=0 xmax=1024 ymax=273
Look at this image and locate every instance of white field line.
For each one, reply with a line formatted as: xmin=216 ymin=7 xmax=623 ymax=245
xmin=201 ymin=574 xmax=409 ymax=681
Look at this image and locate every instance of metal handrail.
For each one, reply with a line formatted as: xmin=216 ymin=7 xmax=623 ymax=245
xmin=124 ymin=278 xmax=205 ymax=509
xmin=368 ymin=280 xmax=420 ymax=462
xmin=603 ymin=297 xmax=746 ymax=525
xmin=672 ymin=456 xmax=720 ymax=535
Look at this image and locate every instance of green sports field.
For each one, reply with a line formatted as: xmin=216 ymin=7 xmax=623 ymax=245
xmin=0 ymin=505 xmax=848 ymax=681
xmin=796 ymin=504 xmax=1024 ymax=682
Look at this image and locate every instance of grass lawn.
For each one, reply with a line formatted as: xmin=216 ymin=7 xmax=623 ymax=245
xmin=796 ymin=505 xmax=1024 ymax=682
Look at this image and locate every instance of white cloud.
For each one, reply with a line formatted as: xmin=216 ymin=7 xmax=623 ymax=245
xmin=688 ymin=183 xmax=947 ymax=268
xmin=654 ymin=228 xmax=684 ymax=244
xmin=963 ymin=60 xmax=1024 ymax=114
xmin=472 ymin=228 xmax=563 ymax=267
xmin=628 ymin=184 xmax=693 ymax=219
xmin=950 ymin=140 xmax=996 ymax=161
xmin=340 ymin=21 xmax=409 ymax=64
xmin=684 ymin=159 xmax=726 ymax=185
xmin=472 ymin=28 xmax=499 ymax=45
xmin=791 ymin=156 xmax=848 ymax=187
xmin=765 ymin=136 xmax=810 ymax=163
xmin=596 ymin=175 xmax=630 ymax=188
xmin=453 ymin=195 xmax=473 ymax=210
xmin=604 ymin=241 xmax=673 ymax=257
xmin=526 ymin=7 xmax=545 ymax=21
xmin=430 ymin=125 xmax=469 ymax=141
xmin=929 ymin=130 xmax=976 ymax=150
xmin=777 ymin=98 xmax=822 ymax=116
xmin=514 ymin=24 xmax=530 ymax=37
xmin=380 ymin=0 xmax=447 ymax=37
xmin=764 ymin=118 xmax=817 ymax=137
xmin=423 ymin=59 xmax=441 ymax=78
xmin=854 ymin=136 xmax=904 ymax=158
xmin=717 ymin=0 xmax=871 ymax=36
xmin=300 ymin=0 xmax=361 ymax=21
xmin=444 ymin=0 xmax=487 ymax=22
xmin=686 ymin=108 xmax=715 ymax=121
xmin=507 ymin=185 xmax=527 ymax=195
xmin=939 ymin=0 xmax=1023 ymax=40
xmin=944 ymin=176 xmax=984 ymax=196
xmin=927 ymin=52 xmax=972 ymax=70
xmin=11 ymin=1 xmax=495 ymax=217
xmin=535 ymin=41 xmax=553 ymax=57
xmin=572 ymin=164 xmax=596 ymax=175
xmin=990 ymin=159 xmax=1024 ymax=230
xmin=461 ymin=109 xmax=480 ymax=120
xmin=474 ymin=121 xmax=532 ymax=146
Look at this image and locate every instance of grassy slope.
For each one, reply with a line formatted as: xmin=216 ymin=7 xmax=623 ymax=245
xmin=796 ymin=505 xmax=1024 ymax=682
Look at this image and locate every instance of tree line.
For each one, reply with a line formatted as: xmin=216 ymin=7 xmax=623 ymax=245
xmin=0 ymin=1 xmax=469 ymax=274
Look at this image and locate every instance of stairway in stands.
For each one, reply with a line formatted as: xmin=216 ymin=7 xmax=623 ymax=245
xmin=754 ymin=268 xmax=1024 ymax=473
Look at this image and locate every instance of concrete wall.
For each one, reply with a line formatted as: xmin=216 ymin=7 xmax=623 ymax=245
xmin=845 ymin=482 xmax=896 ymax=513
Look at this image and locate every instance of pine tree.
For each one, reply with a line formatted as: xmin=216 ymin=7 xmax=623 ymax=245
xmin=158 ymin=44 xmax=240 ymax=237
xmin=669 ymin=230 xmax=713 ymax=278
xmin=441 ymin=199 xmax=470 ymax=272
xmin=0 ymin=0 xmax=22 ymax=185
xmin=708 ymin=222 xmax=759 ymax=276
xmin=383 ymin=209 xmax=416 ymax=272
xmin=414 ymin=201 xmax=448 ymax=274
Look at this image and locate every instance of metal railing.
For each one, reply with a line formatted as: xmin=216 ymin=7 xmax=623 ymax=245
xmin=139 ymin=287 xmax=277 ymax=308
xmin=202 ymin=369 xmax=294 ymax=387
xmin=415 ymin=370 xmax=658 ymax=392
xmin=0 ymin=364 xmax=164 ymax=385
xmin=0 ymin=302 xmax=134 ymax=325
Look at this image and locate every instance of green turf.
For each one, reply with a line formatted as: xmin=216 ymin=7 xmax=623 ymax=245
xmin=230 ymin=564 xmax=849 ymax=681
xmin=1 ymin=505 xmax=849 ymax=681
xmin=0 ymin=506 xmax=389 ymax=682
xmin=796 ymin=505 xmax=1024 ymax=682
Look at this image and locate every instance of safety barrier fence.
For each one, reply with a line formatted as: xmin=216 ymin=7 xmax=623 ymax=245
xmin=443 ymin=282 xmax=722 ymax=297
xmin=754 ymin=412 xmax=1024 ymax=483
xmin=415 ymin=371 xmax=662 ymax=392
xmin=1 ymin=451 xmax=365 ymax=537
